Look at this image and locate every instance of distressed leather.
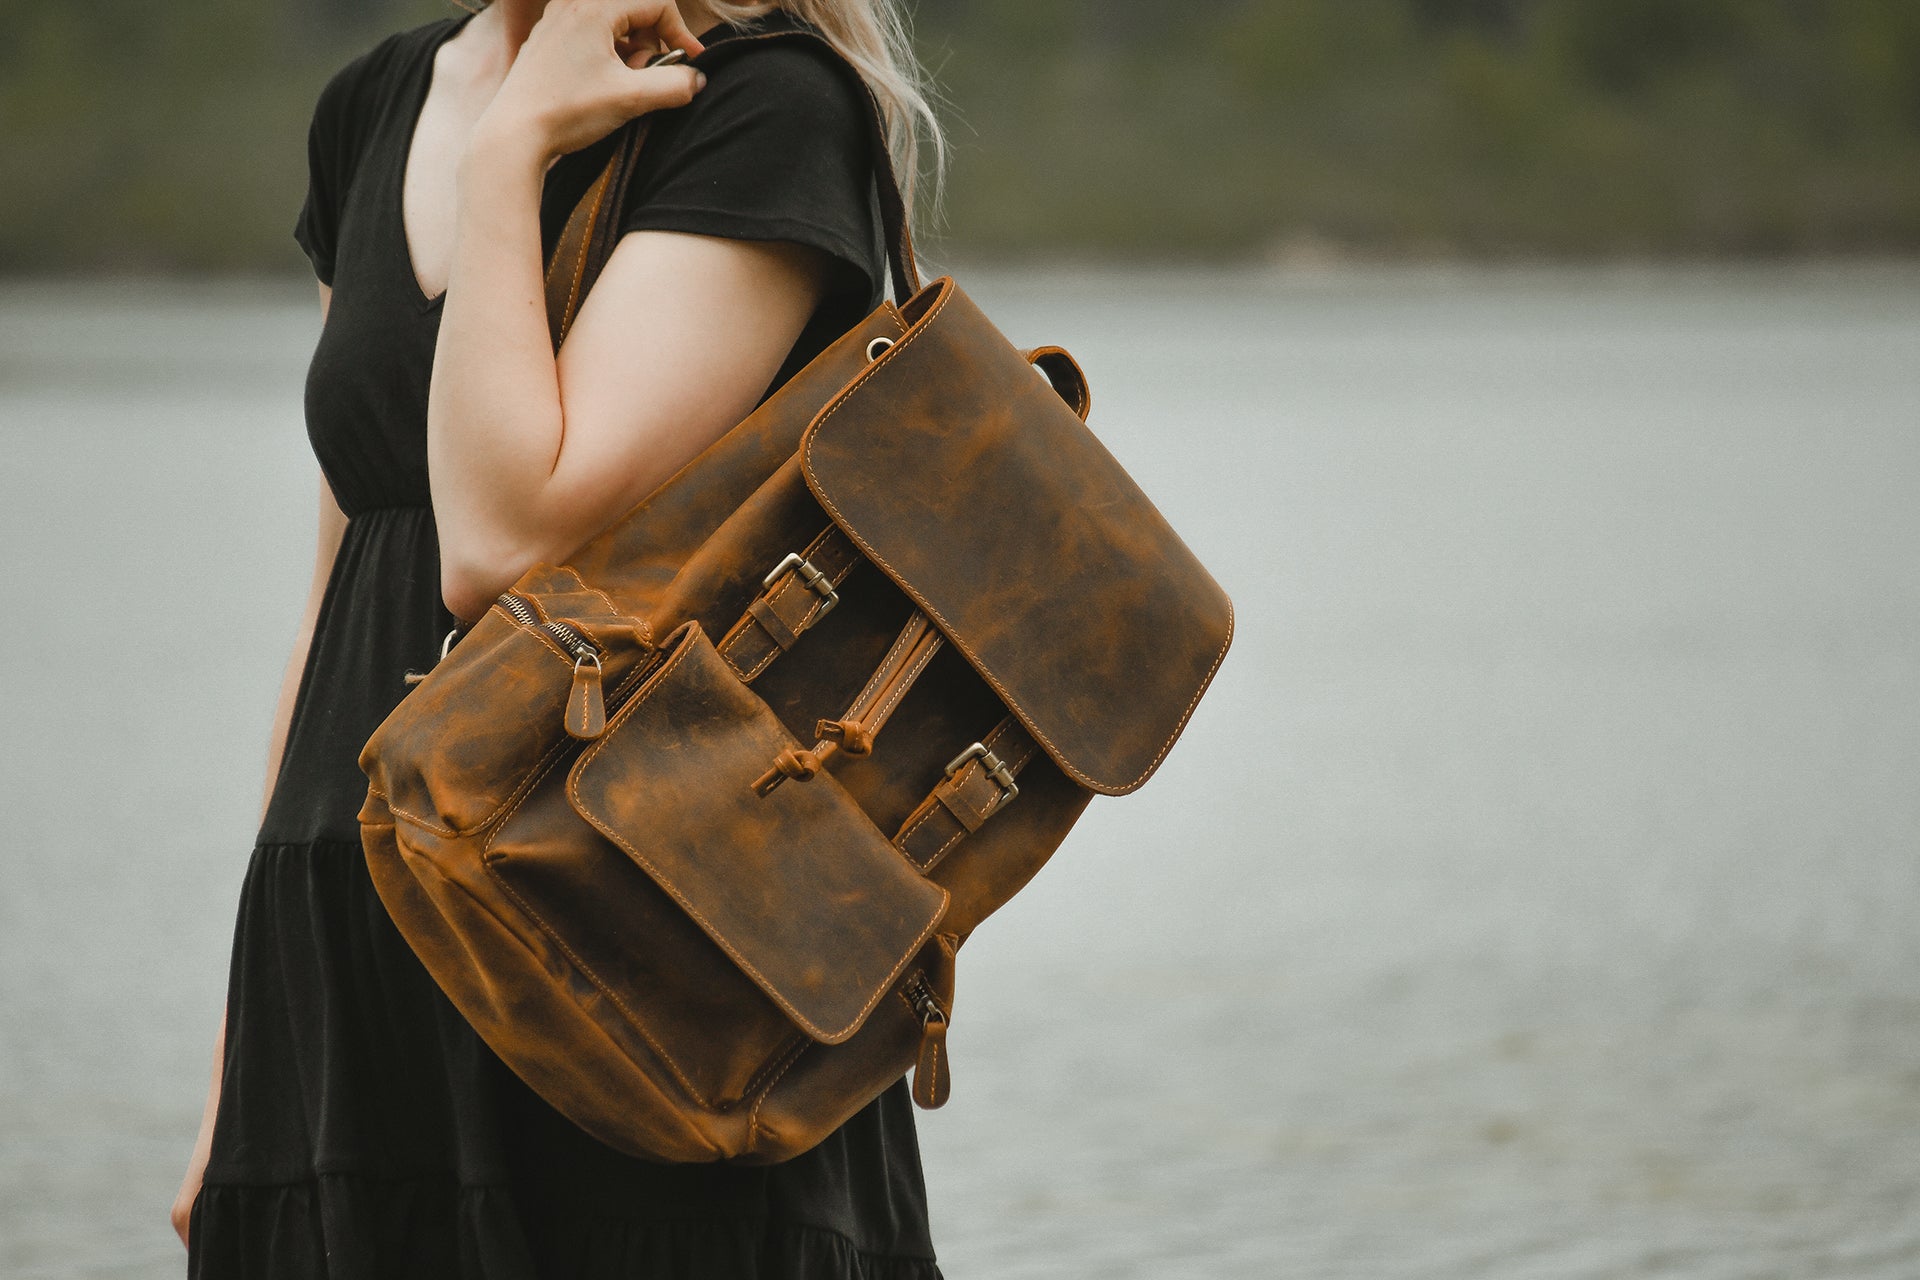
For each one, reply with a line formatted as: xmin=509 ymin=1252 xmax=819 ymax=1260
xmin=569 ymin=621 xmax=949 ymax=1045
xmin=357 ymin=28 xmax=1232 ymax=1165
xmin=805 ymin=279 xmax=1234 ymax=794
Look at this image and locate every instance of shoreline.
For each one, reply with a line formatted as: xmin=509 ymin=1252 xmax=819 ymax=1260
xmin=5 ymin=254 xmax=1920 ymax=299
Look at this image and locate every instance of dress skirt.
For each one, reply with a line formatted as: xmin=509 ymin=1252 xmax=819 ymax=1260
xmin=189 ymin=507 xmax=942 ymax=1278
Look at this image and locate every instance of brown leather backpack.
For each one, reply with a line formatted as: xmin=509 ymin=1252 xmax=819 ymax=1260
xmin=357 ymin=28 xmax=1233 ymax=1165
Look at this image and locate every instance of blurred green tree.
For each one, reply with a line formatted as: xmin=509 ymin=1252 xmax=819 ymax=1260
xmin=3 ymin=0 xmax=1915 ymax=271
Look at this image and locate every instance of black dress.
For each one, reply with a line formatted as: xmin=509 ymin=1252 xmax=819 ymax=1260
xmin=188 ymin=13 xmax=941 ymax=1278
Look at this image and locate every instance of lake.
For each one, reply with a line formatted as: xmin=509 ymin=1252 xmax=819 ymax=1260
xmin=2 ymin=264 xmax=1918 ymax=1278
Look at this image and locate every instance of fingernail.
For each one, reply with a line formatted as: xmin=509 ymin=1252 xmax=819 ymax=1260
xmin=694 ymin=71 xmax=708 ymax=90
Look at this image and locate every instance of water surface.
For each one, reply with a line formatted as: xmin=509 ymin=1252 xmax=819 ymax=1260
xmin=2 ymin=265 xmax=1917 ymax=1277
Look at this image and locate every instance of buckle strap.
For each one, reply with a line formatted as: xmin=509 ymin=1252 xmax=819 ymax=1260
xmin=717 ymin=526 xmax=862 ymax=682
xmin=894 ymin=716 xmax=1038 ymax=872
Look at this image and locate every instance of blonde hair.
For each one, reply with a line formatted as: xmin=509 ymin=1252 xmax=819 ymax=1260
xmin=703 ymin=1 xmax=946 ymax=235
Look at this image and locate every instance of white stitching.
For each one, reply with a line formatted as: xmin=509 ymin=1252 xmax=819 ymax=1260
xmin=560 ymin=164 xmax=609 ymax=341
xmin=801 ymin=286 xmax=1232 ymax=793
xmin=577 ymin=760 xmax=947 ymax=1043
xmin=567 ymin=628 xmax=949 ymax=1043
xmin=846 ymin=614 xmax=925 ymax=716
xmin=922 ymin=816 xmax=969 ymax=867
xmin=871 ymin=631 xmax=941 ymax=727
xmin=717 ymin=526 xmax=851 ymax=677
xmin=551 ymin=566 xmax=625 ymax=623
xmin=484 ymin=861 xmax=713 ymax=1106
xmin=746 ymin=1035 xmax=812 ymax=1145
xmin=896 ymin=722 xmax=1037 ymax=866
xmin=738 ymin=1031 xmax=808 ymax=1102
xmin=896 ymin=796 xmax=947 ymax=859
xmin=373 ymin=817 xmax=724 ymax=1154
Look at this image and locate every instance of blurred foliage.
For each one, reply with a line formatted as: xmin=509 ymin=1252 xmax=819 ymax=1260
xmin=4 ymin=0 xmax=1919 ymax=272
xmin=924 ymin=0 xmax=1920 ymax=259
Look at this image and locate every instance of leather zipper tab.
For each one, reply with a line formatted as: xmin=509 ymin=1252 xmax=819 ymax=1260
xmin=911 ymin=1009 xmax=950 ymax=1109
xmin=499 ymin=591 xmax=609 ymax=738
xmin=907 ymin=972 xmax=951 ymax=1109
xmin=566 ymin=654 xmax=606 ymax=740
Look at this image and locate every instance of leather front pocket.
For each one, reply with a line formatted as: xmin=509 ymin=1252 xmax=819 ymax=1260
xmin=567 ymin=622 xmax=950 ymax=1045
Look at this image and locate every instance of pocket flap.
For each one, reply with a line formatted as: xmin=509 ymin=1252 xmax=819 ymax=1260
xmin=801 ymin=280 xmax=1235 ymax=796
xmin=567 ymin=623 xmax=949 ymax=1045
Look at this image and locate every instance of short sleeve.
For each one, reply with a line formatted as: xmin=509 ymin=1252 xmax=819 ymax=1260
xmin=293 ymin=66 xmax=355 ymax=286
xmin=614 ymin=41 xmax=884 ymax=308
xmin=293 ymin=32 xmax=406 ymax=287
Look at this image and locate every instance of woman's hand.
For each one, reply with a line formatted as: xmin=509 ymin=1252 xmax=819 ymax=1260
xmin=172 ymin=1011 xmax=227 ymax=1249
xmin=480 ymin=0 xmax=707 ymax=164
xmin=171 ymin=1127 xmax=209 ymax=1247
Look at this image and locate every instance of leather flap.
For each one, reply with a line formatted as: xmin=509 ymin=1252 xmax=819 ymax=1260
xmin=801 ymin=280 xmax=1235 ymax=796
xmin=567 ymin=623 xmax=949 ymax=1044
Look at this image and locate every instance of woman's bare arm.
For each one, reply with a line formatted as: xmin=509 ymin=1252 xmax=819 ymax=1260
xmin=174 ymin=282 xmax=346 ymax=1248
xmin=259 ymin=444 xmax=349 ymax=821
xmin=426 ymin=0 xmax=830 ymax=621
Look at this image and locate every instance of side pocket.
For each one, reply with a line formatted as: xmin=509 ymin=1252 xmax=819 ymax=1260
xmin=364 ymin=593 xmax=641 ymax=837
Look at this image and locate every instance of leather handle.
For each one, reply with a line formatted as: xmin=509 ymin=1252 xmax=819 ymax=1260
xmin=754 ymin=607 xmax=944 ymax=797
xmin=539 ymin=26 xmax=921 ymax=350
xmin=1024 ymin=346 xmax=1092 ymax=421
xmin=815 ymin=609 xmax=944 ymax=759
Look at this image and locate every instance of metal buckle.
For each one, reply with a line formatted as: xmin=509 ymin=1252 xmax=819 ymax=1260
xmin=943 ymin=741 xmax=1020 ymax=814
xmin=762 ymin=552 xmax=839 ymax=620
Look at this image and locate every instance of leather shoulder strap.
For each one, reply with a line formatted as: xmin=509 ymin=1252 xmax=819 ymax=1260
xmin=543 ymin=119 xmax=651 ymax=350
xmin=541 ymin=26 xmax=919 ymax=350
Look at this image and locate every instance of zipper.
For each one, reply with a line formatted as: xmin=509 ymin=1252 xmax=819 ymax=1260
xmin=904 ymin=970 xmax=951 ymax=1110
xmin=904 ymin=971 xmax=945 ymax=1026
xmin=498 ymin=591 xmax=599 ymax=663
xmin=499 ymin=591 xmax=608 ymax=740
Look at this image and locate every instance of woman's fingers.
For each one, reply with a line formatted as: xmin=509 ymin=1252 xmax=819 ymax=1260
xmin=603 ymin=0 xmax=704 ymax=58
xmin=494 ymin=0 xmax=708 ymax=156
xmin=621 ymin=62 xmax=707 ymax=115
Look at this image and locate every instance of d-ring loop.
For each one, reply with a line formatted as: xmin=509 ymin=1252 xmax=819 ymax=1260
xmin=865 ymin=336 xmax=895 ymax=361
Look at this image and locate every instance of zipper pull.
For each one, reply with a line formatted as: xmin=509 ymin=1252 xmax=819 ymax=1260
xmin=565 ymin=652 xmax=606 ymax=739
xmin=909 ymin=982 xmax=951 ymax=1109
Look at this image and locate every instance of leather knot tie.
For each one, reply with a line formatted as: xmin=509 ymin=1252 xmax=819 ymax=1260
xmin=752 ymin=748 xmax=823 ymax=797
xmin=815 ymin=718 xmax=875 ymax=756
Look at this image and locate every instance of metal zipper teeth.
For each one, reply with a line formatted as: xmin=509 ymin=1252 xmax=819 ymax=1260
xmin=904 ymin=972 xmax=945 ymax=1024
xmin=497 ymin=591 xmax=600 ymax=662
xmin=505 ymin=592 xmax=661 ymax=717
xmin=497 ymin=592 xmax=539 ymax=628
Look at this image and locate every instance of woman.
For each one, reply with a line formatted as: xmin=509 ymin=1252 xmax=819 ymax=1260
xmin=171 ymin=0 xmax=947 ymax=1274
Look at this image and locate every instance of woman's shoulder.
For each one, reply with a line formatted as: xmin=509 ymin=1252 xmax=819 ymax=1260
xmin=635 ymin=19 xmax=879 ymax=201
xmin=310 ymin=17 xmax=462 ymax=140
xmin=614 ymin=19 xmax=886 ymax=306
xmin=689 ymin=19 xmax=874 ymax=138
